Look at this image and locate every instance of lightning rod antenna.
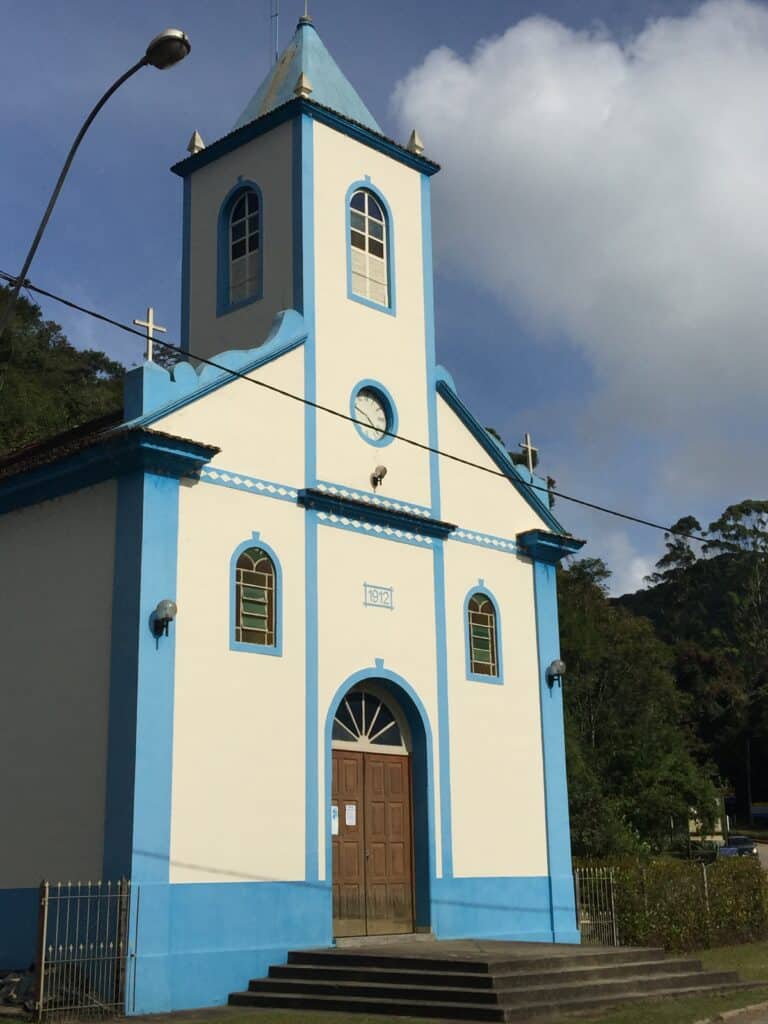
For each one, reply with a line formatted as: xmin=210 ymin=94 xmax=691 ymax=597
xmin=270 ymin=0 xmax=280 ymax=64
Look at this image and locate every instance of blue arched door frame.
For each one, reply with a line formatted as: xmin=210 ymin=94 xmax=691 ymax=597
xmin=324 ymin=663 xmax=435 ymax=930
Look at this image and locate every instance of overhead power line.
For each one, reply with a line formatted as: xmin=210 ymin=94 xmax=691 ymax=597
xmin=0 ymin=269 xmax=709 ymax=546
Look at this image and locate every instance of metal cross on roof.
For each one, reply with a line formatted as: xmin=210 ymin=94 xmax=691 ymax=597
xmin=519 ymin=432 xmax=538 ymax=473
xmin=133 ymin=306 xmax=167 ymax=363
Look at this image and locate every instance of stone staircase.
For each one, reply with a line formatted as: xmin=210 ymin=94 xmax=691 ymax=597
xmin=228 ymin=940 xmax=764 ymax=1020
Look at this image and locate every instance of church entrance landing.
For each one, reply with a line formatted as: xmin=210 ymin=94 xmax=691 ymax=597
xmin=331 ymin=687 xmax=414 ymax=937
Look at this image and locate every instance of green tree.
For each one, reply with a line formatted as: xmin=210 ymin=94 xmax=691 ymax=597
xmin=0 ymin=285 xmax=124 ymax=457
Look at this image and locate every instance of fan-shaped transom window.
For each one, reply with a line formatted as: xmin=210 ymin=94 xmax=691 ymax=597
xmin=332 ymin=690 xmax=408 ymax=753
xmin=235 ymin=546 xmax=275 ymax=646
xmin=349 ymin=189 xmax=389 ymax=307
xmin=229 ymin=190 xmax=261 ymax=304
xmin=468 ymin=594 xmax=499 ymax=677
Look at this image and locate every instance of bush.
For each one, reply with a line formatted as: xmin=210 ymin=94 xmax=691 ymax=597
xmin=576 ymin=857 xmax=768 ymax=951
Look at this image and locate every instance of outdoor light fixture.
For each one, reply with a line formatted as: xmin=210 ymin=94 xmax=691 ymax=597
xmin=370 ymin=465 xmax=387 ymax=490
xmin=152 ymin=599 xmax=178 ymax=638
xmin=546 ymin=659 xmax=566 ymax=688
xmin=145 ymin=29 xmax=192 ymax=70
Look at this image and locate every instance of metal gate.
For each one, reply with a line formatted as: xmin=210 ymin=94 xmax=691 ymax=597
xmin=574 ymin=867 xmax=619 ymax=946
xmin=36 ymin=880 xmax=130 ymax=1021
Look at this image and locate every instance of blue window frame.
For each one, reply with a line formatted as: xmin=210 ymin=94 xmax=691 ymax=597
xmin=217 ymin=181 xmax=264 ymax=317
xmin=230 ymin=533 xmax=283 ymax=656
xmin=345 ymin=179 xmax=396 ymax=316
xmin=464 ymin=583 xmax=503 ymax=684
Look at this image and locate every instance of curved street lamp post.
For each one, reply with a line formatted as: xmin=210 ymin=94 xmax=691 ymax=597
xmin=0 ymin=28 xmax=191 ymax=342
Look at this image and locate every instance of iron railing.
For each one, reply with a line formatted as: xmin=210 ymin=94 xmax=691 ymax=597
xmin=574 ymin=866 xmax=618 ymax=946
xmin=36 ymin=880 xmax=130 ymax=1021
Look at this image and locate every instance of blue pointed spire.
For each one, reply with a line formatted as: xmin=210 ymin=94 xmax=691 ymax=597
xmin=233 ymin=18 xmax=381 ymax=133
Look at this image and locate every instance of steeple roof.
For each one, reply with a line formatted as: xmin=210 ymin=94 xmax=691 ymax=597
xmin=233 ymin=17 xmax=381 ymax=133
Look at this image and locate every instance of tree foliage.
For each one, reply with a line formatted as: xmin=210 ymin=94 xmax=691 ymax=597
xmin=0 ymin=285 xmax=124 ymax=457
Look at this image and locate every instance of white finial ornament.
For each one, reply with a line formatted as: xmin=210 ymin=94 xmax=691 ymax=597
xmin=294 ymin=72 xmax=313 ymax=99
xmin=133 ymin=307 xmax=167 ymax=363
xmin=519 ymin=432 xmax=539 ymax=474
xmin=187 ymin=130 xmax=205 ymax=155
xmin=407 ymin=129 xmax=424 ymax=156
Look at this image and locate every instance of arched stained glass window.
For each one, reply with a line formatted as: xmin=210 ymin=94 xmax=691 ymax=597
xmin=349 ymin=189 xmax=389 ymax=307
xmin=235 ymin=546 xmax=275 ymax=646
xmin=468 ymin=594 xmax=498 ymax=677
xmin=229 ymin=189 xmax=261 ymax=305
xmin=332 ymin=690 xmax=407 ymax=752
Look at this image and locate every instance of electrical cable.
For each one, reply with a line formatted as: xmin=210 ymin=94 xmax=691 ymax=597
xmin=0 ymin=268 xmax=710 ymax=545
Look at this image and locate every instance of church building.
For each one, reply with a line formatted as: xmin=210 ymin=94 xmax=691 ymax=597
xmin=0 ymin=16 xmax=584 ymax=1014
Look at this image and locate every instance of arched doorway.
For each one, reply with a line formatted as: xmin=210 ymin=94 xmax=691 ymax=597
xmin=330 ymin=682 xmax=420 ymax=937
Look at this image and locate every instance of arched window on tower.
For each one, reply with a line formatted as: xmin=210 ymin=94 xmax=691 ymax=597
xmin=349 ymin=188 xmax=389 ymax=307
xmin=234 ymin=546 xmax=276 ymax=647
xmin=467 ymin=592 xmax=500 ymax=679
xmin=228 ymin=188 xmax=261 ymax=306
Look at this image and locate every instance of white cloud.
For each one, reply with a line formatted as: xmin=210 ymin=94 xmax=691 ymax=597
xmin=393 ymin=0 xmax=768 ymax=492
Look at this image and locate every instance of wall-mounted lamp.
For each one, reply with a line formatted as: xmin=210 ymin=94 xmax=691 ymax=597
xmin=546 ymin=659 xmax=566 ymax=688
xmin=371 ymin=465 xmax=387 ymax=491
xmin=152 ymin=599 xmax=178 ymax=638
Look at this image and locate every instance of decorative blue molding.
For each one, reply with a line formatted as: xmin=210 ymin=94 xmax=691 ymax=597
xmin=436 ymin=379 xmax=565 ymax=534
xmin=422 ymin=176 xmax=441 ymax=520
xmin=216 ymin=180 xmax=264 ymax=318
xmin=517 ymin=528 xmax=585 ymax=564
xmin=324 ymin=668 xmax=435 ymax=926
xmin=229 ymin=533 xmax=284 ymax=657
xmin=313 ymin=509 xmax=434 ymax=549
xmin=435 ymin=363 xmax=457 ymax=394
xmin=363 ymin=583 xmax=394 ymax=610
xmin=0 ymin=430 xmax=217 ymax=517
xmin=463 ymin=583 xmax=504 ymax=685
xmin=298 ymin=488 xmax=455 ymax=540
xmin=345 ymin=181 xmax=396 ymax=317
xmin=200 ymin=467 xmax=298 ymax=503
xmin=432 ymin=542 xmax=453 ymax=877
xmin=315 ymin=480 xmax=431 ymax=518
xmin=123 ymin=309 xmax=308 ymax=424
xmin=349 ymin=378 xmax=399 ymax=447
xmin=171 ymin=98 xmax=440 ymax=182
xmin=530 ymin=557 xmax=580 ymax=943
xmin=451 ymin=528 xmax=520 ymax=556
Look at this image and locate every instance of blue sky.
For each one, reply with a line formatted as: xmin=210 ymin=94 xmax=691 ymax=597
xmin=2 ymin=0 xmax=765 ymax=593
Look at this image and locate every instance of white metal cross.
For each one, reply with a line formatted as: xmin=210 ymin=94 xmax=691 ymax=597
xmin=133 ymin=306 xmax=167 ymax=362
xmin=520 ymin=432 xmax=538 ymax=473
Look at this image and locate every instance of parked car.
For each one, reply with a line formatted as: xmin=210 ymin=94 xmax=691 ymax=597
xmin=718 ymin=835 xmax=759 ymax=858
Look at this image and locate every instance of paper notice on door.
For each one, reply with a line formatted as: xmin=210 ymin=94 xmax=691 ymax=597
xmin=331 ymin=805 xmax=339 ymax=836
xmin=345 ymin=803 xmax=357 ymax=827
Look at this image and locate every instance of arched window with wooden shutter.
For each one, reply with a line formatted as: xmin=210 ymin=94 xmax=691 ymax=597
xmin=465 ymin=586 xmax=503 ymax=683
xmin=230 ymin=537 xmax=282 ymax=655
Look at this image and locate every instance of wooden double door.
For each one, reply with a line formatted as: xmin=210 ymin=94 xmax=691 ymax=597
xmin=332 ymin=749 xmax=414 ymax=937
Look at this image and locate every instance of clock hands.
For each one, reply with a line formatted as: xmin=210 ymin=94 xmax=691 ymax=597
xmin=354 ymin=402 xmax=378 ymax=430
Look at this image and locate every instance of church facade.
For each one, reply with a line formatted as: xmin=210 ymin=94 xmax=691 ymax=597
xmin=0 ymin=18 xmax=583 ymax=1014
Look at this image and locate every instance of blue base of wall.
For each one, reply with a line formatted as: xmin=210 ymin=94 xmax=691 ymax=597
xmin=0 ymin=888 xmax=39 ymax=970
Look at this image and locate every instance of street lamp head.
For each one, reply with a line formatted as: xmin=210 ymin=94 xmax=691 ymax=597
xmin=145 ymin=28 xmax=191 ymax=70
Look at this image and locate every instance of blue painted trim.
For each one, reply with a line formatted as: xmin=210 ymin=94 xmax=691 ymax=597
xmin=432 ymin=542 xmax=453 ymax=877
xmin=432 ymin=876 xmax=557 ymax=942
xmin=345 ymin=180 xmax=396 ymax=316
xmin=463 ymin=583 xmax=504 ymax=685
xmin=104 ymin=472 xmax=181 ymax=885
xmin=229 ymin=533 xmax=284 ymax=656
xmin=315 ymin=480 xmax=431 ymax=519
xmin=0 ymin=431 xmax=216 ymax=517
xmin=123 ymin=310 xmax=307 ymax=424
xmin=349 ymin=377 xmax=398 ymax=447
xmin=421 ymin=175 xmax=441 ymax=520
xmin=324 ymin=667 xmax=436 ymax=925
xmin=180 ymin=177 xmax=191 ymax=353
xmin=171 ymin=99 xmax=440 ymax=181
xmin=292 ymin=118 xmax=303 ymax=313
xmin=436 ymin=379 xmax=566 ymax=534
xmin=216 ymin=179 xmax=264 ymax=318
xmin=313 ymin=509 xmax=435 ymax=549
xmin=298 ymin=488 xmax=455 ymax=539
xmin=518 ymin=528 xmax=585 ymax=564
xmin=304 ymin=511 xmax=319 ymax=881
xmin=0 ymin=887 xmax=40 ymax=969
xmin=199 ymin=466 xmax=298 ymax=502
xmin=451 ymin=527 xmax=520 ymax=555
xmin=531 ymin=558 xmax=580 ymax=943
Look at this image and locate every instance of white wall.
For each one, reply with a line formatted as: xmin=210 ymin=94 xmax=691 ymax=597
xmin=187 ymin=120 xmax=295 ymax=361
xmin=0 ymin=483 xmax=116 ymax=888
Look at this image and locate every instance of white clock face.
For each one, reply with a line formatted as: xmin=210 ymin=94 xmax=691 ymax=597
xmin=354 ymin=387 xmax=389 ymax=441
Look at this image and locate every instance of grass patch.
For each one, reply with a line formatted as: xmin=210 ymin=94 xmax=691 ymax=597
xmin=699 ymin=939 xmax=768 ymax=982
xmin=562 ymin=986 xmax=768 ymax=1023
